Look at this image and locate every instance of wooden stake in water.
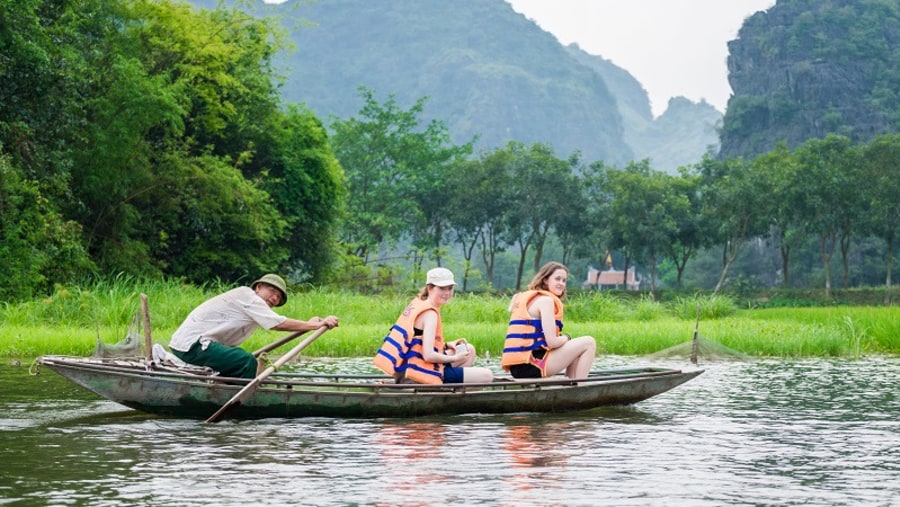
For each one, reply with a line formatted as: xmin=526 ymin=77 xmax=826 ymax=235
xmin=690 ymin=304 xmax=700 ymax=365
xmin=141 ymin=293 xmax=153 ymax=364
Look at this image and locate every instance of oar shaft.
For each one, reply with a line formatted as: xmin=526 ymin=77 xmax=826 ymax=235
xmin=205 ymin=325 xmax=330 ymax=423
xmin=271 ymin=330 xmax=323 ymax=369
xmin=252 ymin=330 xmax=307 ymax=357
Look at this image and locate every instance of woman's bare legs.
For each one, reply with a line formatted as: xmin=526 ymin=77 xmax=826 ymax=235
xmin=449 ymin=343 xmax=493 ymax=383
xmin=545 ymin=336 xmax=597 ymax=379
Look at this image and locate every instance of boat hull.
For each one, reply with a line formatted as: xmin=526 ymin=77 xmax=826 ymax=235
xmin=38 ymin=356 xmax=703 ymax=420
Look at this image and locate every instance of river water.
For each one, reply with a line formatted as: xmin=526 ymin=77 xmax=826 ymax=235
xmin=1 ymin=356 xmax=898 ymax=506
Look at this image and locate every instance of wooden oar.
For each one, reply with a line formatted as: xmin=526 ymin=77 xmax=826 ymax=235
xmin=205 ymin=326 xmax=330 ymax=423
xmin=252 ymin=329 xmax=308 ymax=358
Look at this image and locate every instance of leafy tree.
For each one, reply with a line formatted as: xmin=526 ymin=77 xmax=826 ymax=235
xmin=860 ymin=133 xmax=900 ymax=298
xmin=331 ymin=88 xmax=435 ymax=263
xmin=0 ymin=154 xmax=95 ymax=300
xmin=472 ymin=148 xmax=516 ymax=287
xmin=1 ymin=0 xmax=341 ymax=287
xmin=150 ymin=154 xmax=289 ymax=281
xmin=99 ymin=0 xmax=297 ymax=281
xmin=0 ymin=0 xmax=86 ymax=190
xmin=554 ymin=162 xmax=595 ymax=268
xmin=665 ymin=167 xmax=705 ymax=288
xmin=752 ymin=143 xmax=805 ymax=287
xmin=578 ymin=161 xmax=617 ymax=272
xmin=604 ymin=160 xmax=688 ymax=294
xmin=405 ymin=117 xmax=474 ymax=269
xmin=251 ymin=106 xmax=345 ymax=282
xmin=697 ymin=155 xmax=770 ymax=294
xmin=500 ymin=142 xmax=576 ymax=289
xmin=445 ymin=156 xmax=510 ymax=290
xmin=793 ymin=134 xmax=860 ymax=298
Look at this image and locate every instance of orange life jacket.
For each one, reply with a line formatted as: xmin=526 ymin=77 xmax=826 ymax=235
xmin=373 ymin=297 xmax=445 ymax=384
xmin=501 ymin=290 xmax=564 ymax=372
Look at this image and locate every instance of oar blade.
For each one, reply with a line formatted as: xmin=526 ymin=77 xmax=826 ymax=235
xmin=205 ymin=376 xmax=266 ymax=423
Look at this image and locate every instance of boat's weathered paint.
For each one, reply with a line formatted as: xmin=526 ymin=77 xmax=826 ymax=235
xmin=37 ymin=355 xmax=703 ymax=420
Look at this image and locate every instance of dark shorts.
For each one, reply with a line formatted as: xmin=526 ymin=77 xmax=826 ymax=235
xmin=509 ymin=363 xmax=543 ymax=379
xmin=443 ymin=366 xmax=465 ymax=384
xmin=509 ymin=348 xmax=546 ymax=379
xmin=171 ymin=340 xmax=258 ymax=379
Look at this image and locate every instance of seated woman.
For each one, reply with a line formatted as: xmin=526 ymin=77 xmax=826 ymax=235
xmin=373 ymin=267 xmax=493 ymax=384
xmin=502 ymin=261 xmax=597 ymax=380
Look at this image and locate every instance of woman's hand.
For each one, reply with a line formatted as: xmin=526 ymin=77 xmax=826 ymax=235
xmin=447 ymin=340 xmax=475 ymax=367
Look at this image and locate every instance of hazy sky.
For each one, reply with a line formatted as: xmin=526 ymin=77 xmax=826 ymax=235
xmin=505 ymin=0 xmax=776 ymax=117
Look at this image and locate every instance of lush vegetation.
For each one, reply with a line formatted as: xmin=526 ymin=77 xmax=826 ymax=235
xmin=2 ymin=280 xmax=897 ymax=361
xmin=2 ymin=0 xmax=897 ymax=308
xmin=1 ymin=0 xmax=343 ymax=301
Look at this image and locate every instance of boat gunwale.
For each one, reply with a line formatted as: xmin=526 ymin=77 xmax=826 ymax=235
xmin=37 ymin=355 xmax=701 ymax=393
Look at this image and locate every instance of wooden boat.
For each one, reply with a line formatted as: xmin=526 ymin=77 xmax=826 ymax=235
xmin=36 ymin=355 xmax=703 ymax=420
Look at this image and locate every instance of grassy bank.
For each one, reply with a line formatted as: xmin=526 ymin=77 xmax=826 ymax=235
xmin=2 ymin=279 xmax=898 ymax=360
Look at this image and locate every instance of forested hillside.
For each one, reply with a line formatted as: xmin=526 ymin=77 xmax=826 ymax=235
xmin=720 ymin=0 xmax=900 ymax=159
xmin=195 ymin=0 xmax=721 ymax=172
xmin=265 ymin=0 xmax=630 ymax=166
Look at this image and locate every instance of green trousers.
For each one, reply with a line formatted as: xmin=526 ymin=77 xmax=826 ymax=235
xmin=172 ymin=339 xmax=258 ymax=378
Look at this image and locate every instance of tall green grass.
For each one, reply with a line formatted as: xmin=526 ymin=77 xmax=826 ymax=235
xmin=2 ymin=279 xmax=898 ymax=359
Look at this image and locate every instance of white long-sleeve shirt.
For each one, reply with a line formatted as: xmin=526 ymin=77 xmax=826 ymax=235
xmin=168 ymin=286 xmax=287 ymax=352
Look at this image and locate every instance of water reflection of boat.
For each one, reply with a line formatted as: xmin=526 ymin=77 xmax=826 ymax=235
xmin=501 ymin=422 xmax=574 ymax=505
xmin=372 ymin=422 xmax=448 ymax=507
xmin=35 ymin=355 xmax=703 ymax=420
xmin=504 ymin=424 xmax=570 ymax=469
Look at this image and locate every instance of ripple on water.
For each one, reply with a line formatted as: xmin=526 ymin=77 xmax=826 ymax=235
xmin=1 ymin=357 xmax=898 ymax=506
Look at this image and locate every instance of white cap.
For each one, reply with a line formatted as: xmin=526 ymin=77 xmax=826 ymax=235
xmin=426 ymin=267 xmax=456 ymax=287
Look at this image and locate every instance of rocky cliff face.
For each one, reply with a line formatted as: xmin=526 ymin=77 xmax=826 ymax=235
xmin=719 ymin=0 xmax=900 ymax=159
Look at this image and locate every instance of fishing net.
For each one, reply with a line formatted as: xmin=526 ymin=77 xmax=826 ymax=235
xmin=88 ymin=296 xmax=222 ymax=378
xmin=91 ymin=307 xmax=145 ymax=358
xmin=641 ymin=303 xmax=750 ymax=363
xmin=643 ymin=334 xmax=750 ymax=362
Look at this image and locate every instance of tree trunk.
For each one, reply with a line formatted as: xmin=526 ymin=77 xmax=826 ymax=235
xmin=514 ymin=235 xmax=532 ymax=291
xmin=781 ymin=245 xmax=791 ymax=288
xmin=714 ymin=239 xmax=742 ymax=295
xmin=460 ymin=236 xmax=478 ymax=292
xmin=820 ymin=233 xmax=835 ymax=299
xmin=886 ymin=235 xmax=895 ymax=305
xmin=779 ymin=228 xmax=791 ymax=288
xmin=433 ymin=220 xmax=443 ymax=266
xmin=840 ymin=231 xmax=851 ymax=289
xmin=532 ymin=232 xmax=546 ymax=274
xmin=479 ymin=229 xmax=496 ymax=288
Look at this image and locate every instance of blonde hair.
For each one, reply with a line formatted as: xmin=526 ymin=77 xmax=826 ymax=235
xmin=527 ymin=261 xmax=569 ymax=298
